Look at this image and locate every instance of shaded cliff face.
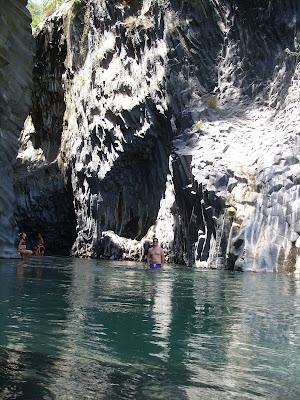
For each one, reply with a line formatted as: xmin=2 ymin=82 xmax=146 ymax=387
xmin=0 ymin=0 xmax=33 ymax=257
xmin=14 ymin=4 xmax=77 ymax=256
xmin=17 ymin=0 xmax=300 ymax=270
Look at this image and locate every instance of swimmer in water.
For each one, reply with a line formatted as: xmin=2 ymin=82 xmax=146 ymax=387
xmin=147 ymin=237 xmax=165 ymax=269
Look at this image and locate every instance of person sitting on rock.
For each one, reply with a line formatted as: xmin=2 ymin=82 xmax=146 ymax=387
xmin=18 ymin=232 xmax=33 ymax=257
xmin=33 ymin=232 xmax=45 ymax=256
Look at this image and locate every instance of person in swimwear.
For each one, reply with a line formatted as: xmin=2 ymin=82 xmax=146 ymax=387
xmin=147 ymin=237 xmax=165 ymax=269
xmin=33 ymin=232 xmax=45 ymax=256
xmin=18 ymin=232 xmax=33 ymax=257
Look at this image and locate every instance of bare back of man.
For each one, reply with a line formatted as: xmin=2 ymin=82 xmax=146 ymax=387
xmin=147 ymin=238 xmax=165 ymax=269
xmin=18 ymin=233 xmax=33 ymax=257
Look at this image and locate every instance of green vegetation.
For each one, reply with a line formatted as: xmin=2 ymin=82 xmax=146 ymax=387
xmin=43 ymin=0 xmax=65 ymax=17
xmin=27 ymin=0 xmax=68 ymax=29
xmin=73 ymin=0 xmax=84 ymax=9
xmin=192 ymin=119 xmax=206 ymax=131
xmin=285 ymin=48 xmax=300 ymax=57
xmin=79 ymin=1 xmax=90 ymax=60
xmin=124 ymin=15 xmax=154 ymax=31
xmin=27 ymin=1 xmax=43 ymax=28
xmin=207 ymin=95 xmax=218 ymax=108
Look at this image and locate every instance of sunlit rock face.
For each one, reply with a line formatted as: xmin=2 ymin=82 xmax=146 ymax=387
xmin=63 ymin=1 xmax=172 ymax=257
xmin=168 ymin=0 xmax=300 ymax=271
xmin=0 ymin=0 xmax=33 ymax=257
xmin=19 ymin=0 xmax=300 ymax=270
xmin=18 ymin=0 xmax=172 ymax=257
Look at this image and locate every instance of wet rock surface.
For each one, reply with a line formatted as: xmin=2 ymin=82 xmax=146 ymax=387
xmin=12 ymin=0 xmax=300 ymax=270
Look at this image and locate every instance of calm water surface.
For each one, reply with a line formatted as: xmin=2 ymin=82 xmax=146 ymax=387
xmin=0 ymin=257 xmax=300 ymax=399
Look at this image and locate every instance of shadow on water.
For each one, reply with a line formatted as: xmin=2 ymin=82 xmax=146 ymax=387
xmin=0 ymin=346 xmax=58 ymax=400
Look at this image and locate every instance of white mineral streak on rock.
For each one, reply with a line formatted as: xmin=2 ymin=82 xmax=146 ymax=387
xmin=0 ymin=0 xmax=33 ymax=257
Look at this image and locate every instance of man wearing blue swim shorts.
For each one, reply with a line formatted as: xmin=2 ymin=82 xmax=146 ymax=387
xmin=147 ymin=237 xmax=165 ymax=269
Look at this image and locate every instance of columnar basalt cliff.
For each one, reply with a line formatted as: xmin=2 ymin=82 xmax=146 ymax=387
xmin=15 ymin=0 xmax=300 ymax=271
xmin=0 ymin=0 xmax=33 ymax=257
xmin=15 ymin=4 xmax=76 ymax=255
xmin=166 ymin=0 xmax=300 ymax=271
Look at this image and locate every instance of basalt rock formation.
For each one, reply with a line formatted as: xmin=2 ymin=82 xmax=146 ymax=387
xmin=14 ymin=0 xmax=300 ymax=271
xmin=0 ymin=0 xmax=33 ymax=257
xmin=15 ymin=5 xmax=76 ymax=255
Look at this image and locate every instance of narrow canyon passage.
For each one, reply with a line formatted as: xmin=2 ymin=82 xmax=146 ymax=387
xmin=1 ymin=0 xmax=300 ymax=271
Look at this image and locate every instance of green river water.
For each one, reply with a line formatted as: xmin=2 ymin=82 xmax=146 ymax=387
xmin=0 ymin=257 xmax=300 ymax=399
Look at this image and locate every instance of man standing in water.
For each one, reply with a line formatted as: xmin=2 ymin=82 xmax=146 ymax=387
xmin=147 ymin=237 xmax=165 ymax=269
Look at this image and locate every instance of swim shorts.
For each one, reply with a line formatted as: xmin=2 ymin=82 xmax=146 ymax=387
xmin=149 ymin=263 xmax=161 ymax=269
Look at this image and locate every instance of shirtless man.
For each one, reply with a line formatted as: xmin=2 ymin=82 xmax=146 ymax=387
xmin=18 ymin=232 xmax=33 ymax=257
xmin=147 ymin=237 xmax=165 ymax=269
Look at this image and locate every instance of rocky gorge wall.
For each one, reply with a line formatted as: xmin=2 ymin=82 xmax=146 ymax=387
xmin=15 ymin=4 xmax=77 ymax=255
xmin=15 ymin=0 xmax=300 ymax=271
xmin=0 ymin=0 xmax=33 ymax=257
xmin=168 ymin=0 xmax=300 ymax=271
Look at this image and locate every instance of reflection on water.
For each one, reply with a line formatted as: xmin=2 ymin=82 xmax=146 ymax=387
xmin=0 ymin=258 xmax=300 ymax=399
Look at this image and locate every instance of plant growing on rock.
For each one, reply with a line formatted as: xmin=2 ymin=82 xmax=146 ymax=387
xmin=73 ymin=0 xmax=82 ymax=6
xmin=124 ymin=15 xmax=154 ymax=31
xmin=28 ymin=1 xmax=43 ymax=28
xmin=285 ymin=48 xmax=300 ymax=57
xmin=73 ymin=0 xmax=86 ymax=10
xmin=78 ymin=1 xmax=90 ymax=60
xmin=207 ymin=95 xmax=218 ymax=108
xmin=27 ymin=0 xmax=65 ymax=28
xmin=43 ymin=0 xmax=64 ymax=17
xmin=121 ymin=0 xmax=142 ymax=10
xmin=192 ymin=119 xmax=205 ymax=131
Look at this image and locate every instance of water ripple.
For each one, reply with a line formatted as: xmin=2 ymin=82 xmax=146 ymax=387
xmin=0 ymin=259 xmax=300 ymax=399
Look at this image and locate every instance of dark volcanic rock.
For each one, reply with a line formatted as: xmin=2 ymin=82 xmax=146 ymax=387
xmin=14 ymin=161 xmax=76 ymax=256
xmin=13 ymin=0 xmax=300 ymax=271
xmin=0 ymin=0 xmax=33 ymax=257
